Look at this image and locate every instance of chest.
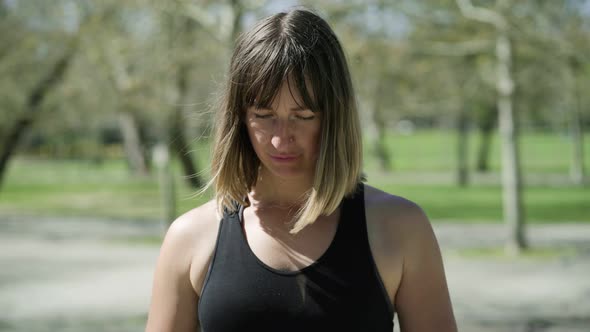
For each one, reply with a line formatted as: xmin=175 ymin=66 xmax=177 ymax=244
xmin=240 ymin=207 xmax=340 ymax=272
xmin=198 ymin=210 xmax=394 ymax=332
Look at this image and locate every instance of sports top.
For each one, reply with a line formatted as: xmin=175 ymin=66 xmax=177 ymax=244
xmin=198 ymin=184 xmax=395 ymax=331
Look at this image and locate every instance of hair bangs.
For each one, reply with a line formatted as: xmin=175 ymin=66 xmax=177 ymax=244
xmin=209 ymin=8 xmax=363 ymax=233
xmin=240 ymin=40 xmax=289 ymax=110
xmin=289 ymin=66 xmax=320 ymax=113
xmin=239 ymin=37 xmax=319 ymax=113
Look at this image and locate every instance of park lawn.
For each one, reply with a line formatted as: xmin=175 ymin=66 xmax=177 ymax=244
xmin=0 ymin=157 xmax=588 ymax=223
xmin=0 ymin=158 xmax=212 ymax=221
xmin=363 ymin=129 xmax=590 ymax=174
xmin=370 ymin=182 xmax=589 ymax=223
xmin=1 ymin=129 xmax=588 ymax=222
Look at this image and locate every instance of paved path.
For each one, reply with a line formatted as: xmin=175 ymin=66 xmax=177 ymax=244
xmin=0 ymin=215 xmax=589 ymax=332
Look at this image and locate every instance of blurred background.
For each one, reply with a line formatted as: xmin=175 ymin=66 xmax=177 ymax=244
xmin=0 ymin=0 xmax=589 ymax=331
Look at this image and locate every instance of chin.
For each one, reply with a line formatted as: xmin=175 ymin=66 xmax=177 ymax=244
xmin=263 ymin=164 xmax=314 ymax=181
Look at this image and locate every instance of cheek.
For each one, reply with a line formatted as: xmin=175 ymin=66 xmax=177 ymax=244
xmin=246 ymin=121 xmax=270 ymax=149
xmin=253 ymin=131 xmax=267 ymax=147
xmin=307 ymin=124 xmax=322 ymax=156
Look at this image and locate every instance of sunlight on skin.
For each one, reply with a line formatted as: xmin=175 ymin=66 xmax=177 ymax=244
xmin=244 ymin=79 xmax=322 ymax=206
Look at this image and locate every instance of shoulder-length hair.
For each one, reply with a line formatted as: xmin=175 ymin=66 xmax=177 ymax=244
xmin=208 ymin=8 xmax=362 ymax=233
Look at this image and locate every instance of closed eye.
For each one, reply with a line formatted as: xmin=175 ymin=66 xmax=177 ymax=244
xmin=254 ymin=114 xmax=273 ymax=119
xmin=296 ymin=115 xmax=316 ymax=120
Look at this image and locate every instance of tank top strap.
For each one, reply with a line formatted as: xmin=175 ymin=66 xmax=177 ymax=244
xmin=335 ymin=182 xmax=366 ymax=239
xmin=213 ymin=203 xmax=249 ymax=261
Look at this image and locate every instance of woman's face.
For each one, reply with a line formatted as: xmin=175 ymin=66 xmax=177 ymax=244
xmin=245 ymin=80 xmax=321 ymax=181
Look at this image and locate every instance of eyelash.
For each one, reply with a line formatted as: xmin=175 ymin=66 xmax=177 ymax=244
xmin=254 ymin=114 xmax=272 ymax=119
xmin=254 ymin=114 xmax=315 ymax=120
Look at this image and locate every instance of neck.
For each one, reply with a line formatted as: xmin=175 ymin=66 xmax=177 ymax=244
xmin=248 ymin=169 xmax=314 ymax=210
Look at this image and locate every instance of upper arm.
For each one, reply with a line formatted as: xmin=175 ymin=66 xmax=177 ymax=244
xmin=145 ymin=202 xmax=219 ymax=332
xmin=394 ymin=203 xmax=457 ymax=332
xmin=145 ymin=216 xmax=199 ymax=332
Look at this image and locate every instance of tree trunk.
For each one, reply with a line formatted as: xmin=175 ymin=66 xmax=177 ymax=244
xmin=229 ymin=0 xmax=245 ymax=44
xmin=374 ymin=117 xmax=393 ymax=172
xmin=169 ymin=110 xmax=202 ymax=189
xmin=456 ymin=0 xmax=527 ymax=254
xmin=0 ymin=48 xmax=75 ymax=187
xmin=476 ymin=105 xmax=496 ymax=172
xmin=496 ymin=33 xmax=526 ymax=254
xmin=118 ymin=111 xmax=149 ymax=176
xmin=170 ymin=60 xmax=203 ymax=189
xmin=569 ymin=59 xmax=585 ymax=185
xmin=153 ymin=143 xmax=177 ymax=227
xmin=569 ymin=105 xmax=584 ymax=185
xmin=372 ymin=77 xmax=393 ymax=173
xmin=372 ymin=104 xmax=393 ymax=173
xmin=456 ymin=107 xmax=469 ymax=186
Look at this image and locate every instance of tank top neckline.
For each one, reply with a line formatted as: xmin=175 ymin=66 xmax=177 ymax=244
xmin=234 ymin=197 xmax=348 ymax=276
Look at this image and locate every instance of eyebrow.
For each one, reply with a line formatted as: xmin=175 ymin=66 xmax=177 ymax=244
xmin=254 ymin=105 xmax=311 ymax=111
xmin=290 ymin=105 xmax=311 ymax=111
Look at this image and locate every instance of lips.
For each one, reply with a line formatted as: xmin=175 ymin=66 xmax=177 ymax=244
xmin=269 ymin=154 xmax=299 ymax=162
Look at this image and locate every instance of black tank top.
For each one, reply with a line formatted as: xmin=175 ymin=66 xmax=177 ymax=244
xmin=198 ymin=184 xmax=395 ymax=332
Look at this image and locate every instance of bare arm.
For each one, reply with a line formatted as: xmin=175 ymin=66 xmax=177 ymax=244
xmin=395 ymin=203 xmax=457 ymax=332
xmin=145 ymin=215 xmax=201 ymax=332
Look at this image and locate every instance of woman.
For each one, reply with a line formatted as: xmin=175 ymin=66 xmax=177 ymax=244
xmin=146 ymin=8 xmax=457 ymax=332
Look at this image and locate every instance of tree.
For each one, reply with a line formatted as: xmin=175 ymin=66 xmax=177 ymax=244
xmin=391 ymin=0 xmax=496 ymax=185
xmin=160 ymin=0 xmax=252 ymax=189
xmin=0 ymin=1 xmax=81 ymax=187
xmin=508 ymin=0 xmax=589 ymax=185
xmin=457 ymin=0 xmax=527 ymax=253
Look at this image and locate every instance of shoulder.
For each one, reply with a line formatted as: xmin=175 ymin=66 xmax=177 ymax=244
xmin=363 ymin=184 xmax=434 ymax=250
xmin=163 ymin=199 xmax=220 ymax=255
xmin=145 ymin=200 xmax=221 ymax=331
xmin=363 ymin=184 xmax=429 ymax=226
xmin=169 ymin=199 xmax=220 ymax=238
xmin=362 ymin=184 xmax=457 ymax=331
xmin=157 ymin=199 xmax=221 ymax=283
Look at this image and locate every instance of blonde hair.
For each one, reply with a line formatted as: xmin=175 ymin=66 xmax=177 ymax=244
xmin=208 ymin=8 xmax=362 ymax=233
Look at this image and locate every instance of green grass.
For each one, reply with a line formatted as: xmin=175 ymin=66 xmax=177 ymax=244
xmin=1 ymin=130 xmax=588 ymax=223
xmin=0 ymin=158 xmax=212 ymax=221
xmin=370 ymin=183 xmax=590 ymax=222
xmin=363 ymin=129 xmax=590 ymax=173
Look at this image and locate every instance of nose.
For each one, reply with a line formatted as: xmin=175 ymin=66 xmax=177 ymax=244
xmin=270 ymin=118 xmax=293 ymax=150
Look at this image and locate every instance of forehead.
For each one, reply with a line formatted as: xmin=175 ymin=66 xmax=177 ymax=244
xmin=249 ymin=75 xmax=315 ymax=110
xmin=271 ymin=80 xmax=306 ymax=105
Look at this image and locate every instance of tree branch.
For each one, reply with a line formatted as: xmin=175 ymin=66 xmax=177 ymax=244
xmin=413 ymin=39 xmax=493 ymax=57
xmin=456 ymin=0 xmax=506 ymax=29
